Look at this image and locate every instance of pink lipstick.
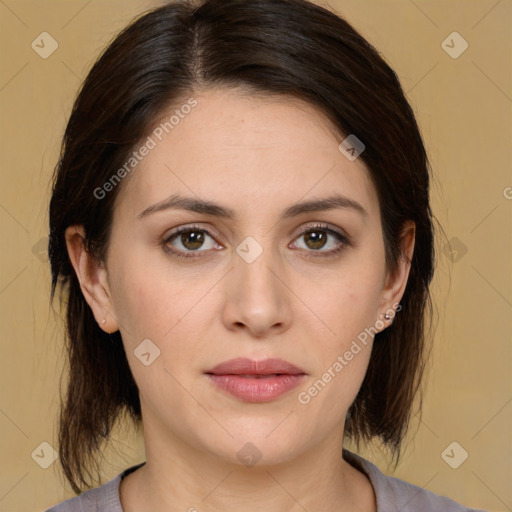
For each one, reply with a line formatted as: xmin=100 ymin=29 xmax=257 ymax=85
xmin=205 ymin=357 xmax=307 ymax=403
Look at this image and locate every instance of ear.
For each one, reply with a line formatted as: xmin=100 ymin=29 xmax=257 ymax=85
xmin=64 ymin=225 xmax=119 ymax=334
xmin=377 ymin=220 xmax=416 ymax=330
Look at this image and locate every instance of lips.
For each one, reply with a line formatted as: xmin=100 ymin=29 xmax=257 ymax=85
xmin=205 ymin=358 xmax=307 ymax=403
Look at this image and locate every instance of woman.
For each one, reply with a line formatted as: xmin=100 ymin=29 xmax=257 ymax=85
xmin=46 ymin=0 xmax=486 ymax=510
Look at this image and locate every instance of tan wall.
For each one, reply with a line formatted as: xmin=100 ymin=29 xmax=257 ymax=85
xmin=0 ymin=1 xmax=510 ymax=510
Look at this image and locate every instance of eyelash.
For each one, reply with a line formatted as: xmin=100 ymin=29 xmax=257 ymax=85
xmin=162 ymin=223 xmax=350 ymax=260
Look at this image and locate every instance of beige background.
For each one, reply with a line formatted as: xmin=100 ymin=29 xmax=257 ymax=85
xmin=0 ymin=0 xmax=510 ymax=511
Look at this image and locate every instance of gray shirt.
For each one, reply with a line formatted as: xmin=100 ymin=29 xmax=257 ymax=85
xmin=45 ymin=450 xmax=487 ymax=511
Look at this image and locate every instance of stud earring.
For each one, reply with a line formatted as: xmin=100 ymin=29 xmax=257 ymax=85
xmin=384 ymin=314 xmax=391 ymax=321
xmin=101 ymin=319 xmax=106 ymax=325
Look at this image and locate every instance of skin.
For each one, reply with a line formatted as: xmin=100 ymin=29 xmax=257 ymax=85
xmin=66 ymin=87 xmax=415 ymax=512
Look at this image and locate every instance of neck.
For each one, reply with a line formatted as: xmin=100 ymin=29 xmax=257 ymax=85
xmin=120 ymin=423 xmax=376 ymax=512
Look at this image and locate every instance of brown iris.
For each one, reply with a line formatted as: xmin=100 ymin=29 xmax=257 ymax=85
xmin=303 ymin=230 xmax=327 ymax=250
xmin=180 ymin=230 xmax=205 ymax=250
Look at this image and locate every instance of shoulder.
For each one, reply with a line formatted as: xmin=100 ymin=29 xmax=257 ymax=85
xmin=44 ymin=476 xmax=122 ymax=512
xmin=44 ymin=463 xmax=145 ymax=512
xmin=44 ymin=478 xmax=120 ymax=512
xmin=343 ymin=450 xmax=488 ymax=512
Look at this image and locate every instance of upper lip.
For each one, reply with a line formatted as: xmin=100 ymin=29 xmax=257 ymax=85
xmin=206 ymin=358 xmax=306 ymax=376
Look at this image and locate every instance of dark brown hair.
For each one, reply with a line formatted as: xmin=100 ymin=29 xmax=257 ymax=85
xmin=49 ymin=0 xmax=443 ymax=494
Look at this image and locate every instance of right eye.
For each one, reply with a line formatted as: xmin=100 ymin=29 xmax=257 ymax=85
xmin=162 ymin=224 xmax=223 ymax=259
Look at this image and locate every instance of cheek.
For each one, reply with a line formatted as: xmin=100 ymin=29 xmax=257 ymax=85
xmin=109 ymin=255 xmax=197 ymax=342
xmin=297 ymin=298 xmax=375 ymax=421
xmin=109 ymin=258 xmax=222 ymax=385
xmin=314 ymin=270 xmax=382 ymax=347
xmin=111 ymin=269 xmax=205 ymax=407
xmin=299 ymin=262 xmax=382 ymax=406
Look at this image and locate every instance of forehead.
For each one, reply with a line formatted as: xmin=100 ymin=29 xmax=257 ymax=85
xmin=114 ymin=87 xmax=379 ymax=223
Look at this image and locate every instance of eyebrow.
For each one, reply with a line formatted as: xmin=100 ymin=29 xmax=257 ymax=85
xmin=137 ymin=193 xmax=368 ymax=221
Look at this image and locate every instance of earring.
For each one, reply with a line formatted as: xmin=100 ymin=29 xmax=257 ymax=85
xmin=384 ymin=314 xmax=391 ymax=321
xmin=101 ymin=319 xmax=106 ymax=325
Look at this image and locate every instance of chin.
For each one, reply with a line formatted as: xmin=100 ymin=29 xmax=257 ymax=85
xmin=196 ymin=422 xmax=306 ymax=468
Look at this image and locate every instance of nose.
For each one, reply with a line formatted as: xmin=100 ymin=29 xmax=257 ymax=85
xmin=221 ymin=243 xmax=292 ymax=339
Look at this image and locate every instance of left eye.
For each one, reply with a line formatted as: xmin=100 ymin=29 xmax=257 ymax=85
xmin=291 ymin=225 xmax=347 ymax=253
xmin=163 ymin=223 xmax=349 ymax=259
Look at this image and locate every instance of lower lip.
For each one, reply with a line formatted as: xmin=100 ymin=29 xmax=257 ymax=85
xmin=207 ymin=374 xmax=306 ymax=403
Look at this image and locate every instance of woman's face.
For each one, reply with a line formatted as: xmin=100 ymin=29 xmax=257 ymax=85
xmin=71 ymin=87 xmax=413 ymax=466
